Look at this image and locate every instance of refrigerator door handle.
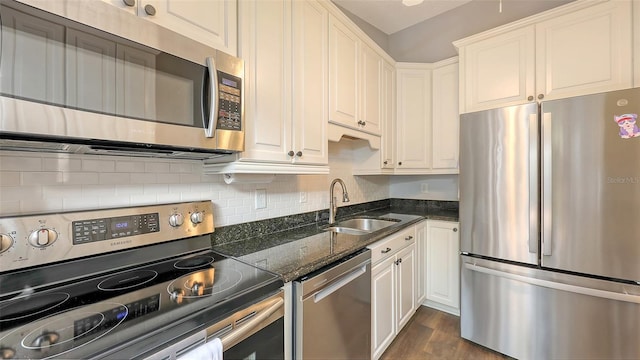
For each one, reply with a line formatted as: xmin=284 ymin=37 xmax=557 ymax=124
xmin=464 ymin=262 xmax=640 ymax=304
xmin=542 ymin=112 xmax=553 ymax=256
xmin=528 ymin=112 xmax=539 ymax=254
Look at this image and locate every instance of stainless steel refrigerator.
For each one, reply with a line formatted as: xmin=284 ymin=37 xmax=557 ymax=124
xmin=459 ymin=87 xmax=640 ymax=359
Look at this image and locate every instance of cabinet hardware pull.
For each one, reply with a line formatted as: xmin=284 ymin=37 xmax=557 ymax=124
xmin=144 ymin=4 xmax=156 ymax=15
xmin=527 ymin=95 xmax=534 ymax=101
xmin=296 ymin=151 xmax=303 ymax=157
xmin=538 ymin=94 xmax=544 ymax=100
xmin=122 ymin=0 xmax=135 ymax=7
xmin=453 ymin=228 xmax=458 ymax=232
xmin=405 ymin=236 xmax=413 ymax=241
xmin=287 ymin=150 xmax=295 ymax=157
xmin=381 ymin=247 xmax=392 ymax=254
xmin=398 ymin=162 xmax=402 ymax=166
xmin=383 ymin=161 xmax=388 ymax=165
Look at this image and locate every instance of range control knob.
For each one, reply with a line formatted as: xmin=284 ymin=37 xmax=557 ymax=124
xmin=190 ymin=211 xmax=204 ymax=225
xmin=28 ymin=228 xmax=58 ymax=248
xmin=169 ymin=213 xmax=184 ymax=227
xmin=170 ymin=289 xmax=185 ymax=304
xmin=0 ymin=234 xmax=14 ymax=254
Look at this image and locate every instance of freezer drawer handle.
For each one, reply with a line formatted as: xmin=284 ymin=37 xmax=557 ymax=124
xmin=464 ymin=263 xmax=640 ymax=304
xmin=218 ymin=297 xmax=284 ymax=349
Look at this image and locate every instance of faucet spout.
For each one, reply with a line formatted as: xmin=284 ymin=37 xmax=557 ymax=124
xmin=329 ymin=178 xmax=350 ymax=225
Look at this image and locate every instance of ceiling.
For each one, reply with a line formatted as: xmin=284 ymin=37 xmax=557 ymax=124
xmin=332 ymin=0 xmax=474 ymax=35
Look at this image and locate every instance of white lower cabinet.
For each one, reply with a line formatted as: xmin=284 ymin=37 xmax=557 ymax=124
xmin=425 ymin=220 xmax=460 ymax=315
xmin=369 ymin=227 xmax=416 ymax=360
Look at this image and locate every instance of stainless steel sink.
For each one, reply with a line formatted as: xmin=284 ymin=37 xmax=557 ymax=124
xmin=324 ymin=217 xmax=400 ymax=235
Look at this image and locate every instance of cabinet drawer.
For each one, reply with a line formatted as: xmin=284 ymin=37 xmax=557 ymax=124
xmin=369 ymin=227 xmax=416 ymax=265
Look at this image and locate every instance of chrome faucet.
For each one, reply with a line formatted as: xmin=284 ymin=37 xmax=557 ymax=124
xmin=329 ymin=178 xmax=350 ymax=224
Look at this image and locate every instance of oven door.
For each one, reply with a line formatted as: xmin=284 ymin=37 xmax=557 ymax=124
xmin=0 ymin=1 xmax=243 ymax=153
xmin=140 ymin=291 xmax=285 ymax=360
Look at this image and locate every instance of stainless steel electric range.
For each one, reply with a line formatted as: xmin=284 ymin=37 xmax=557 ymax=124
xmin=0 ymin=201 xmax=284 ymax=359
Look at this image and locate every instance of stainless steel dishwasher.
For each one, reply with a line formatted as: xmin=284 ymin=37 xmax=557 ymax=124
xmin=294 ymin=248 xmax=371 ymax=360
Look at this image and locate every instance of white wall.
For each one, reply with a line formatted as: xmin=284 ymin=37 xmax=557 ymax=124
xmin=0 ymin=141 xmax=388 ymax=226
xmin=389 ymin=174 xmax=458 ymax=201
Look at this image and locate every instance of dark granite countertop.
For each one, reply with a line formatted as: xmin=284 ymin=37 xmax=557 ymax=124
xmin=212 ymin=201 xmax=458 ymax=283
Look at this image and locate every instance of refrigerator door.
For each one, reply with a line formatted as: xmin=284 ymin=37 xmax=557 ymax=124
xmin=541 ymin=88 xmax=640 ymax=282
xmin=460 ymin=103 xmax=538 ymax=265
xmin=461 ymin=256 xmax=640 ymax=360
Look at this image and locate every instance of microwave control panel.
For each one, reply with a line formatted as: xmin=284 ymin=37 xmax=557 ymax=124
xmin=217 ymin=72 xmax=242 ymax=131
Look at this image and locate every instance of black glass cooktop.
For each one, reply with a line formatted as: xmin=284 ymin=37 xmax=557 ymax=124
xmin=0 ymin=246 xmax=282 ymax=359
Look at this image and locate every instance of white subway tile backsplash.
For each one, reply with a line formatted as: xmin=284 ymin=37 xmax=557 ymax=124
xmin=99 ymin=196 xmax=131 ymax=208
xmin=63 ymin=172 xmax=99 ymax=185
xmin=43 ymin=185 xmax=83 ymax=198
xmin=158 ymin=173 xmax=181 ymax=184
xmin=42 ymin=157 xmax=83 ymax=172
xmin=179 ymin=173 xmax=202 ymax=184
xmin=116 ymin=185 xmax=144 ymax=196
xmin=21 ymin=198 xmax=63 ymax=213
xmin=0 ymin=200 xmax=21 ymax=214
xmin=145 ymin=162 xmax=171 ymax=173
xmin=115 ymin=160 xmax=146 ymax=173
xmin=169 ymin=163 xmax=195 ymax=173
xmin=1 ymin=186 xmax=42 ymax=202
xmin=0 ymin=172 xmax=20 ymax=186
xmin=129 ymin=193 xmax=158 ymax=205
xmin=0 ymin=155 xmax=42 ymax=171
xmin=130 ymin=173 xmax=157 ymax=184
xmin=82 ymin=159 xmax=116 ymax=172
xmin=99 ymin=173 xmax=131 ymax=185
xmin=143 ymin=184 xmax=169 ymax=194
xmin=81 ymin=185 xmax=117 ymax=197
xmin=21 ymin=171 xmax=63 ymax=186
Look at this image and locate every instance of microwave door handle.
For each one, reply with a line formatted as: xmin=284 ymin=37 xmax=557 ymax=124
xmin=204 ymin=57 xmax=219 ymax=138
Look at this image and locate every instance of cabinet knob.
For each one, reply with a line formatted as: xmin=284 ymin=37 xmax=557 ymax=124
xmin=383 ymin=160 xmax=388 ymax=165
xmin=537 ymin=94 xmax=544 ymax=100
xmin=144 ymin=4 xmax=156 ymax=15
xmin=357 ymin=120 xmax=366 ymax=126
xmin=287 ymin=150 xmax=295 ymax=157
xmin=296 ymin=151 xmax=303 ymax=157
xmin=398 ymin=162 xmax=402 ymax=166
xmin=122 ymin=0 xmax=135 ymax=7
xmin=527 ymin=95 xmax=534 ymax=101
xmin=453 ymin=228 xmax=458 ymax=232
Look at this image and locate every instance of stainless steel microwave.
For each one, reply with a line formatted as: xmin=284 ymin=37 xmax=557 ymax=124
xmin=0 ymin=0 xmax=244 ymax=159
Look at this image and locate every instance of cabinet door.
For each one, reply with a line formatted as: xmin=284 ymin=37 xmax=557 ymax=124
xmin=371 ymin=257 xmax=396 ymax=360
xmin=359 ymin=43 xmax=382 ymax=135
xmin=415 ymin=221 xmax=427 ymax=305
xmin=141 ymin=0 xmax=237 ymax=56
xmin=461 ymin=26 xmax=535 ymax=113
xmin=426 ymin=221 xmax=460 ymax=315
xmin=396 ymin=243 xmax=416 ymax=332
xmin=328 ymin=16 xmax=358 ymax=127
xmin=0 ymin=6 xmax=64 ymax=105
xmin=292 ymin=0 xmax=328 ymax=165
xmin=381 ymin=61 xmax=395 ymax=169
xmin=239 ymin=0 xmax=292 ymax=163
xmin=432 ymin=62 xmax=459 ymax=170
xmin=535 ymin=1 xmax=632 ymax=101
xmin=66 ymin=28 xmax=116 ymax=114
xmin=396 ymin=68 xmax=431 ymax=169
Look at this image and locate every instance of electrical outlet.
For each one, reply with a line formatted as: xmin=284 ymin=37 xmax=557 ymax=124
xmin=255 ymin=189 xmax=267 ymax=209
xmin=299 ymin=191 xmax=308 ymax=203
xmin=421 ymin=183 xmax=429 ymax=193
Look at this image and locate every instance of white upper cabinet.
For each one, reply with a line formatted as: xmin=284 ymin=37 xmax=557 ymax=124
xmin=381 ymin=61 xmax=396 ymax=169
xmin=459 ymin=26 xmax=534 ymax=113
xmin=102 ymin=0 xmax=237 ymax=56
xmin=328 ymin=14 xmax=382 ymax=136
xmin=456 ymin=0 xmax=633 ymax=113
xmin=431 ymin=61 xmax=459 ymax=170
xmin=236 ymin=0 xmax=327 ymax=168
xmin=359 ymin=43 xmax=382 ymax=135
xmin=535 ymin=0 xmax=632 ymax=101
xmin=396 ymin=66 xmax=432 ymax=170
xmin=329 ymin=16 xmax=359 ymax=127
xmin=291 ymin=0 xmax=329 ymax=165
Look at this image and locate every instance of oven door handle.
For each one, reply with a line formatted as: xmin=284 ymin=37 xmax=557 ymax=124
xmin=215 ymin=296 xmax=284 ymax=350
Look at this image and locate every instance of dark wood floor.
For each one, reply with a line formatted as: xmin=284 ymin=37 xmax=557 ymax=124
xmin=380 ymin=306 xmax=508 ymax=360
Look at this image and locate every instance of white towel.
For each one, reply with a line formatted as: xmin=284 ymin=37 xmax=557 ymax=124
xmin=178 ymin=338 xmax=223 ymax=360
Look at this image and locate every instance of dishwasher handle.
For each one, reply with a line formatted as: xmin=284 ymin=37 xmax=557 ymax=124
xmin=311 ymin=265 xmax=367 ymax=303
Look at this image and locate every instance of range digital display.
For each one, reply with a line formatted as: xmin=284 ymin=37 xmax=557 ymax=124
xmin=72 ymin=213 xmax=159 ymax=244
